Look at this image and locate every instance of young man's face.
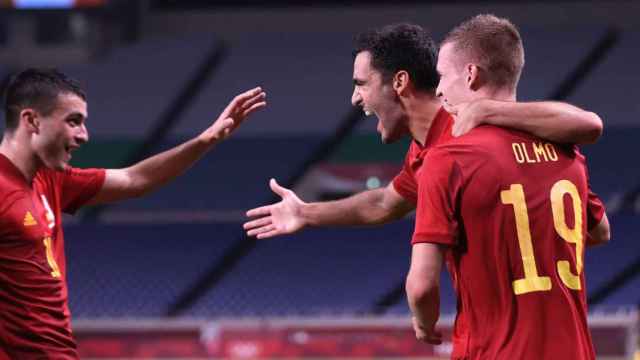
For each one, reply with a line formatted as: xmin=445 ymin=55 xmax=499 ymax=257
xmin=436 ymin=42 xmax=472 ymax=112
xmin=31 ymin=93 xmax=89 ymax=171
xmin=351 ymin=51 xmax=408 ymax=144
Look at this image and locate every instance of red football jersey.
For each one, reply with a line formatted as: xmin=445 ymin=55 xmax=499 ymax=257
xmin=413 ymin=126 xmax=605 ymax=360
xmin=0 ymin=154 xmax=105 ymax=359
xmin=392 ymin=107 xmax=454 ymax=203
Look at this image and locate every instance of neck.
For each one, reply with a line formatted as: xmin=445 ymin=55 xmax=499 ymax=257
xmin=0 ymin=132 xmax=38 ymax=184
xmin=477 ymin=87 xmax=516 ymax=102
xmin=405 ymin=93 xmax=442 ymax=146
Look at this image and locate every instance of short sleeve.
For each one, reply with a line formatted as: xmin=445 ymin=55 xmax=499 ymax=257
xmin=59 ymin=167 xmax=106 ymax=214
xmin=392 ymin=147 xmax=418 ymax=204
xmin=412 ymin=147 xmax=463 ymax=246
xmin=586 ymin=188 xmax=605 ymax=230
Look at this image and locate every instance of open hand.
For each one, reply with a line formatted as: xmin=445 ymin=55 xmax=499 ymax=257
xmin=244 ymin=179 xmax=306 ymax=239
xmin=200 ymin=87 xmax=267 ymax=143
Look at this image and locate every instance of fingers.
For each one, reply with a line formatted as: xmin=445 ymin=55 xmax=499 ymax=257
xmin=416 ymin=331 xmax=443 ymax=345
xmin=426 ymin=331 xmax=443 ymax=345
xmin=243 ymin=216 xmax=272 ymax=230
xmin=247 ymin=224 xmax=276 ymax=238
xmin=233 ymin=88 xmax=266 ymax=113
xmin=269 ymin=178 xmax=288 ymax=196
xmin=222 ymin=86 xmax=265 ymax=117
xmin=451 ymin=122 xmax=462 ymax=137
xmin=246 ymin=205 xmax=272 ymax=218
xmin=240 ymin=91 xmax=267 ymax=110
xmin=242 ymin=101 xmax=267 ymax=118
xmin=233 ymin=87 xmax=264 ymax=106
xmin=257 ymin=229 xmax=281 ymax=239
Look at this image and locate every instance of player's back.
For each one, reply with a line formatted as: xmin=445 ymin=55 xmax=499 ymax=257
xmin=436 ymin=125 xmax=595 ymax=360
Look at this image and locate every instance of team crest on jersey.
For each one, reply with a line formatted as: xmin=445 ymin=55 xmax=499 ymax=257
xmin=23 ymin=211 xmax=37 ymax=226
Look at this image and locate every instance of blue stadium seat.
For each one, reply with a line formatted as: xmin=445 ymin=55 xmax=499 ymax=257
xmin=66 ymin=222 xmax=240 ymax=318
xmin=184 ymin=220 xmax=416 ymax=317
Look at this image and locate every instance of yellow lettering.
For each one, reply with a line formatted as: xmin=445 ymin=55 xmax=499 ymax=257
xmin=522 ymin=143 xmax=536 ymax=163
xmin=545 ymin=143 xmax=558 ymax=161
xmin=502 ymin=180 xmax=586 ymax=296
xmin=532 ymin=142 xmax=549 ymax=162
xmin=512 ymin=143 xmax=525 ymax=163
xmin=551 ymin=180 xmax=583 ymax=290
xmin=501 ymin=184 xmax=552 ymax=295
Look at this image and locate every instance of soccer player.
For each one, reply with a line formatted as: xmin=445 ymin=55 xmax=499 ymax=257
xmin=405 ymin=15 xmax=610 ymax=359
xmin=244 ymin=23 xmax=602 ymax=241
xmin=0 ymin=68 xmax=266 ymax=359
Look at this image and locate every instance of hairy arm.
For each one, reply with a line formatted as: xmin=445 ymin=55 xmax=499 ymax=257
xmin=244 ymin=180 xmax=414 ymax=239
xmin=450 ymin=99 xmax=603 ymax=144
xmin=302 ymin=183 xmax=414 ymax=226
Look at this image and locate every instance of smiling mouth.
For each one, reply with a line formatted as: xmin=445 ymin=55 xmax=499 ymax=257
xmin=65 ymin=146 xmax=79 ymax=156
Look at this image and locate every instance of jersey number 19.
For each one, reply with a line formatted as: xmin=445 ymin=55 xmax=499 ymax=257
xmin=501 ymin=180 xmax=583 ymax=295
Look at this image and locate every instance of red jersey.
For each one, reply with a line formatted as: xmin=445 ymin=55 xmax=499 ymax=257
xmin=0 ymin=154 xmax=105 ymax=359
xmin=413 ymin=126 xmax=605 ymax=360
xmin=392 ymin=107 xmax=454 ymax=203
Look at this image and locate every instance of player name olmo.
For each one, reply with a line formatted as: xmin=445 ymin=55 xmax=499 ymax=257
xmin=511 ymin=142 xmax=559 ymax=164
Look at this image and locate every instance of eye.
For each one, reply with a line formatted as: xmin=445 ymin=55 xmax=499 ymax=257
xmin=67 ymin=118 xmax=82 ymax=127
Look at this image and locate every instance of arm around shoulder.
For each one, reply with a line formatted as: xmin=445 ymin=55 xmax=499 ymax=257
xmin=468 ymin=100 xmax=603 ymax=144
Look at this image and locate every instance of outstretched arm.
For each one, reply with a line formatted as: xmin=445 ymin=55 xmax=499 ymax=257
xmin=87 ymin=87 xmax=267 ymax=205
xmin=449 ymin=99 xmax=603 ymax=144
xmin=244 ymin=179 xmax=414 ymax=239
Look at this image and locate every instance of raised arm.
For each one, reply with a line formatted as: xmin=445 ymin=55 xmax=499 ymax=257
xmin=243 ymin=179 xmax=414 ymax=239
xmin=449 ymin=99 xmax=603 ymax=144
xmin=87 ymin=87 xmax=266 ymax=205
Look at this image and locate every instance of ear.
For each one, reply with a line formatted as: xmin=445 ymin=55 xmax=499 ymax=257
xmin=393 ymin=70 xmax=410 ymax=96
xmin=20 ymin=109 xmax=40 ymax=134
xmin=466 ymin=63 xmax=482 ymax=91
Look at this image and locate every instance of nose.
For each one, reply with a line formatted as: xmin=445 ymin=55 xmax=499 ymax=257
xmin=351 ymin=87 xmax=361 ymax=107
xmin=76 ymin=124 xmax=89 ymax=144
xmin=435 ymin=84 xmax=443 ymax=98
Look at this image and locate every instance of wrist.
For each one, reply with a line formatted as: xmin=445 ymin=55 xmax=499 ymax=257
xmin=197 ymin=131 xmax=221 ymax=148
xmin=298 ymin=201 xmax=313 ymax=227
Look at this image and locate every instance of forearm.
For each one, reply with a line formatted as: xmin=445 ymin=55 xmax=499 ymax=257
xmin=301 ymin=187 xmax=410 ymax=227
xmin=125 ymin=135 xmax=216 ymax=196
xmin=407 ymin=280 xmax=440 ymax=331
xmin=480 ymin=100 xmax=603 ymax=144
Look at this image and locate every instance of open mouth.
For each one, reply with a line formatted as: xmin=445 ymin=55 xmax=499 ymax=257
xmin=65 ymin=145 xmax=78 ymax=157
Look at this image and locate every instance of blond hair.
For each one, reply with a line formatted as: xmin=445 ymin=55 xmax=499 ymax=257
xmin=443 ymin=14 xmax=525 ymax=92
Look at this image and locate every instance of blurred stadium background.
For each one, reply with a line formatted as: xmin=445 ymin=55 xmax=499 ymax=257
xmin=0 ymin=0 xmax=639 ymax=358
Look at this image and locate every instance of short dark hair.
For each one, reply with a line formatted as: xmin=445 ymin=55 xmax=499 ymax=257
xmin=3 ymin=68 xmax=86 ymax=132
xmin=442 ymin=14 xmax=524 ymax=92
xmin=354 ymin=23 xmax=439 ymax=92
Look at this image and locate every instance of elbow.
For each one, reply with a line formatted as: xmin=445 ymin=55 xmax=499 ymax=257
xmin=406 ymin=272 xmax=439 ymax=307
xmin=126 ymin=173 xmax=154 ymax=199
xmin=581 ymin=111 xmax=603 ymax=144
